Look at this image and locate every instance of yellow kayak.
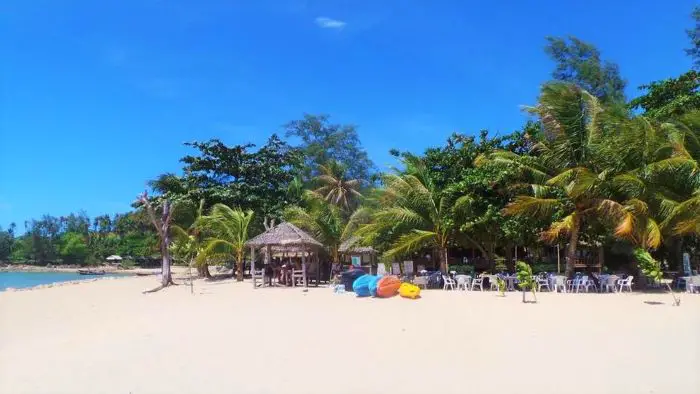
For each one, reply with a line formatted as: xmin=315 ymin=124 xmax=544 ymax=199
xmin=399 ymin=282 xmax=421 ymax=299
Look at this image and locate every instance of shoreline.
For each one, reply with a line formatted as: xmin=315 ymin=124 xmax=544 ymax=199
xmin=0 ymin=266 xmax=193 ymax=292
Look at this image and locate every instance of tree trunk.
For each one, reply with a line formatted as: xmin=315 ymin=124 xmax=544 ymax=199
xmin=161 ymin=242 xmax=172 ymax=286
xmin=439 ymin=247 xmax=449 ymax=273
xmin=236 ymin=250 xmax=244 ymax=282
xmin=565 ymin=213 xmax=581 ymax=278
xmin=198 ymin=264 xmax=211 ymax=278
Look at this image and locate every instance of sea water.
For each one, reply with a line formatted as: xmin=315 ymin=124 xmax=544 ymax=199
xmin=0 ymin=271 xmax=124 ymax=291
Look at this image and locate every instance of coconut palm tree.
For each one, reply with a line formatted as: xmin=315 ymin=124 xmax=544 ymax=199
xmin=170 ymin=199 xmax=210 ymax=279
xmin=482 ymin=83 xmax=622 ymax=277
xmin=355 ymin=155 xmax=460 ymax=273
xmin=199 ymin=204 xmax=254 ymax=282
xmin=284 ymin=191 xmax=370 ymax=265
xmin=313 ymin=161 xmax=363 ymax=211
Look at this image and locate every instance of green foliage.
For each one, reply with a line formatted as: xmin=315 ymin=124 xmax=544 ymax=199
xmin=545 ymin=36 xmax=626 ymax=103
xmin=515 ymin=261 xmax=537 ymax=303
xmin=150 ymin=135 xmax=303 ymax=231
xmin=495 ymin=276 xmax=506 ymax=296
xmin=494 ymin=257 xmax=507 ymax=272
xmin=633 ymin=248 xmax=662 ymax=282
xmin=630 ymin=71 xmax=700 ymax=119
xmin=284 ymin=114 xmax=374 ymax=183
xmin=0 ymin=224 xmax=15 ymax=261
xmin=60 ymin=232 xmax=89 ymax=265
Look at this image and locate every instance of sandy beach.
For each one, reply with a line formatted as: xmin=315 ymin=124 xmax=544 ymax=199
xmin=1 ymin=276 xmax=699 ymax=394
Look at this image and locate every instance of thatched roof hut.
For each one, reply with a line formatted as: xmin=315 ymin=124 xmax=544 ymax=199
xmin=246 ymin=222 xmax=323 ymax=248
xmin=339 ymin=236 xmax=376 ymax=254
xmin=246 ymin=222 xmax=323 ymax=288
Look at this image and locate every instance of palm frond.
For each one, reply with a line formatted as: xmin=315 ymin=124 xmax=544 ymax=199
xmin=503 ymin=196 xmax=561 ymax=219
xmin=541 ymin=213 xmax=576 ymax=242
xmin=383 ymin=230 xmax=437 ymax=260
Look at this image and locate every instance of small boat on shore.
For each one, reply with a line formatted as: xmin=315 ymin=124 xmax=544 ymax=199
xmin=77 ymin=269 xmax=106 ymax=276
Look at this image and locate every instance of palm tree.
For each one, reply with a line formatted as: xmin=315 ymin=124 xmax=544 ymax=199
xmin=355 ymin=155 xmax=460 ymax=273
xmin=313 ymin=161 xmax=363 ymax=211
xmin=483 ymin=83 xmax=620 ymax=277
xmin=170 ymin=199 xmax=210 ymax=278
xmin=284 ymin=191 xmax=370 ymax=265
xmin=199 ymin=204 xmax=254 ymax=281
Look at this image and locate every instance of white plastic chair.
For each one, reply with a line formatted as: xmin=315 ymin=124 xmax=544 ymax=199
xmin=455 ymin=275 xmax=471 ymax=291
xmin=537 ymin=276 xmax=551 ymax=292
xmin=583 ymin=277 xmax=597 ymax=292
xmin=686 ymin=276 xmax=700 ymax=293
xmin=470 ymin=275 xmax=485 ymax=291
xmin=442 ymin=275 xmax=456 ymax=290
xmin=488 ymin=275 xmax=499 ymax=291
xmin=617 ymin=276 xmax=634 ymax=292
xmin=600 ymin=275 xmax=618 ymax=293
xmin=552 ymin=275 xmax=567 ymax=293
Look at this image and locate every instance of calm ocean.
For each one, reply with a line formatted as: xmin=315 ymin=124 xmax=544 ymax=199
xmin=0 ymin=271 xmax=125 ymax=291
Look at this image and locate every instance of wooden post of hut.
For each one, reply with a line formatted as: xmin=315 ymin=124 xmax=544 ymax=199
xmin=251 ymin=246 xmax=256 ymax=288
xmin=302 ymin=254 xmax=307 ymax=287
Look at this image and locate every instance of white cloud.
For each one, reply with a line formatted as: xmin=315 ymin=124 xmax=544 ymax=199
xmin=315 ymin=16 xmax=346 ymax=29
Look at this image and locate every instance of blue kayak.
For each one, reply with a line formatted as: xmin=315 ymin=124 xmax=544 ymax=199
xmin=352 ymin=274 xmax=375 ymax=297
xmin=368 ymin=275 xmax=382 ymax=297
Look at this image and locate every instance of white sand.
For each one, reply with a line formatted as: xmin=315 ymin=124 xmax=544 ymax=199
xmin=1 ymin=276 xmax=699 ymax=394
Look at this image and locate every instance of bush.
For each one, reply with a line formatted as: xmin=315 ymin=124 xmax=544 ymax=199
xmin=531 ymin=262 xmax=558 ymax=274
xmin=450 ymin=265 xmax=475 ymax=275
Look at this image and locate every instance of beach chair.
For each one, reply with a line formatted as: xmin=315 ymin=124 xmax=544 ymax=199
xmin=686 ymin=276 xmax=700 ymax=293
xmin=600 ymin=275 xmax=618 ymax=293
xmin=291 ymin=267 xmax=305 ymax=287
xmin=470 ymin=275 xmax=485 ymax=291
xmin=412 ymin=276 xmax=428 ymax=289
xmin=391 ymin=262 xmax=401 ymax=275
xmin=455 ymin=275 xmax=471 ymax=291
xmin=253 ymin=269 xmax=266 ymax=287
xmin=617 ymin=276 xmax=634 ymax=293
xmin=552 ymin=275 xmax=567 ymax=293
xmin=487 ymin=275 xmax=499 ymax=291
xmin=442 ymin=275 xmax=456 ymax=290
xmin=536 ymin=275 xmax=551 ymax=292
xmin=403 ymin=261 xmax=414 ymax=277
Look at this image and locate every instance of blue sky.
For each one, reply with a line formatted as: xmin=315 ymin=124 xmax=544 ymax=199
xmin=0 ymin=0 xmax=695 ymax=229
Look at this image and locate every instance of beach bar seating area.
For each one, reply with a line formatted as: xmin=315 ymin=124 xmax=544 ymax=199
xmin=246 ymin=222 xmax=323 ymax=289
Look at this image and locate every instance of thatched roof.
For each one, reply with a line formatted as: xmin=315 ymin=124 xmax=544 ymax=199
xmin=339 ymin=236 xmax=376 ymax=254
xmin=246 ymin=222 xmax=323 ymax=248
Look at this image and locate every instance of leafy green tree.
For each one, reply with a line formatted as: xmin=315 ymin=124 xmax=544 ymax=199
xmin=150 ymin=135 xmax=302 ymax=231
xmin=545 ymin=36 xmax=626 ymax=103
xmin=0 ymin=224 xmax=15 ymax=261
xmin=60 ymin=232 xmax=89 ymax=265
xmin=630 ymin=71 xmax=700 ymax=120
xmin=285 ymin=114 xmax=374 ymax=183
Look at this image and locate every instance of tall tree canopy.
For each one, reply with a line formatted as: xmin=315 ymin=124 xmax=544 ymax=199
xmin=545 ymin=36 xmax=627 ymax=104
xmin=284 ymin=114 xmax=374 ymax=183
xmin=150 ymin=135 xmax=302 ymax=227
xmin=630 ymin=71 xmax=700 ymax=119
